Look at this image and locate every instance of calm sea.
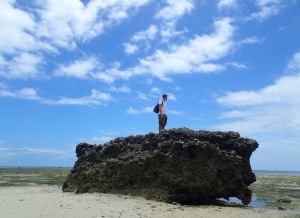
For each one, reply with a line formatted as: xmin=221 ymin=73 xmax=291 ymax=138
xmin=254 ymin=170 xmax=300 ymax=176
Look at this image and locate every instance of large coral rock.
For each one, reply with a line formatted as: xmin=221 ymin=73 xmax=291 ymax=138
xmin=62 ymin=128 xmax=258 ymax=205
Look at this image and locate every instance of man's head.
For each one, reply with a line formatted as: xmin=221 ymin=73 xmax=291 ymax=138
xmin=162 ymin=94 xmax=167 ymax=101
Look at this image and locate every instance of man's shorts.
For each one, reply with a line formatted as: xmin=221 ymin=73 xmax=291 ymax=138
xmin=159 ymin=114 xmax=167 ymax=127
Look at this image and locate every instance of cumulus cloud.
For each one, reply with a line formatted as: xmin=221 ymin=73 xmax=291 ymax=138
xmin=92 ymin=136 xmax=113 ymax=144
xmin=239 ymin=37 xmax=263 ymax=46
xmin=109 ymin=85 xmax=131 ymax=93
xmin=151 ymin=87 xmax=161 ymax=94
xmin=0 ymin=86 xmax=112 ymax=106
xmin=132 ymin=25 xmax=159 ymax=42
xmin=155 ymin=0 xmax=194 ymax=41
xmin=155 ymin=0 xmax=194 ymax=21
xmin=0 ymin=53 xmax=44 ymax=79
xmin=250 ymin=0 xmax=281 ymax=21
xmin=214 ymin=52 xmax=300 ymax=136
xmin=134 ymin=18 xmax=234 ymax=80
xmin=124 ymin=43 xmax=139 ymax=55
xmin=126 ymin=0 xmax=194 ymax=52
xmin=91 ymin=17 xmax=235 ymax=83
xmin=126 ymin=106 xmax=152 ymax=115
xmin=0 ymin=0 xmax=151 ymax=80
xmin=0 ymin=0 xmax=40 ymax=54
xmin=54 ymin=57 xmax=99 ymax=79
xmin=36 ymin=0 xmax=151 ymax=48
xmin=0 ymin=87 xmax=41 ymax=100
xmin=168 ymin=110 xmax=186 ymax=115
xmin=217 ymin=0 xmax=237 ymax=9
xmin=137 ymin=91 xmax=151 ymax=101
xmin=0 ymin=1 xmax=235 ymax=83
xmin=44 ymin=89 xmax=113 ymax=106
xmin=288 ymin=52 xmax=300 ymax=71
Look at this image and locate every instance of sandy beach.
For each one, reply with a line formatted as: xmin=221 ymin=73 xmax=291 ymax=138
xmin=1 ymin=185 xmax=297 ymax=218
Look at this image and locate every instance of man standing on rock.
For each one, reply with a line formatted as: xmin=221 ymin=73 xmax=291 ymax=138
xmin=158 ymin=94 xmax=168 ymax=132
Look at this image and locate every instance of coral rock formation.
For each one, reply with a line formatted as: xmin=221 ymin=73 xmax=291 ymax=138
xmin=62 ymin=128 xmax=258 ymax=205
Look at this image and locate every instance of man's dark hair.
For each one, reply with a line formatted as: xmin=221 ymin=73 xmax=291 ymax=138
xmin=162 ymin=94 xmax=167 ymax=98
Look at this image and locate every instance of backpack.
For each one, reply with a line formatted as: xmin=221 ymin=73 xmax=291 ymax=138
xmin=153 ymin=100 xmax=163 ymax=113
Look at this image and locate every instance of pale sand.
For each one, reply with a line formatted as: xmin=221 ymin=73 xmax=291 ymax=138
xmin=0 ymin=186 xmax=295 ymax=218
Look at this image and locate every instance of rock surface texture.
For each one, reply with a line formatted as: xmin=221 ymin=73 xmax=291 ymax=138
xmin=62 ymin=128 xmax=258 ymax=205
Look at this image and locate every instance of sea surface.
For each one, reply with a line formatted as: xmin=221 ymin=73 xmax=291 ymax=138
xmin=1 ymin=167 xmax=299 ymax=214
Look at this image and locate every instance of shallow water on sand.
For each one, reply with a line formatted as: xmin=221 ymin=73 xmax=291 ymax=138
xmin=250 ymin=172 xmax=300 ymax=213
xmin=0 ymin=168 xmax=299 ymax=214
xmin=0 ymin=167 xmax=71 ymax=186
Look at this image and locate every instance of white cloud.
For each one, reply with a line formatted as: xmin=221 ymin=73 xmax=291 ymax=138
xmin=151 ymin=87 xmax=161 ymax=94
xmin=0 ymin=53 xmax=44 ymax=79
xmin=155 ymin=0 xmax=194 ymax=21
xmin=124 ymin=43 xmax=139 ymax=55
xmin=89 ymin=17 xmax=234 ymax=83
xmin=167 ymin=93 xmax=177 ymax=101
xmin=137 ymin=91 xmax=151 ymax=101
xmin=126 ymin=25 xmax=158 ymax=55
xmin=213 ymin=53 xmax=300 ymax=169
xmin=36 ymin=0 xmax=151 ymax=48
xmin=18 ymin=88 xmax=41 ymax=100
xmin=54 ymin=57 xmax=99 ymax=79
xmin=154 ymin=0 xmax=194 ymax=41
xmin=109 ymin=85 xmax=131 ymax=93
xmin=0 ymin=0 xmax=151 ymax=80
xmin=250 ymin=0 xmax=281 ymax=21
xmin=44 ymin=89 xmax=113 ymax=106
xmin=127 ymin=106 xmax=153 ymax=115
xmin=92 ymin=136 xmax=113 ymax=144
xmin=288 ymin=52 xmax=300 ymax=71
xmin=0 ymin=86 xmax=112 ymax=106
xmin=217 ymin=0 xmax=237 ymax=9
xmin=127 ymin=107 xmax=185 ymax=116
xmin=240 ymin=37 xmax=262 ymax=45
xmin=219 ymin=110 xmax=252 ymax=119
xmin=0 ymin=87 xmax=41 ymax=100
xmin=169 ymin=110 xmax=186 ymax=115
xmin=132 ymin=25 xmax=159 ymax=42
xmin=214 ymin=53 xmax=300 ymax=136
xmin=225 ymin=62 xmax=247 ymax=69
xmin=0 ymin=0 xmax=38 ymax=54
xmin=135 ymin=18 xmax=234 ymax=80
xmin=217 ymin=73 xmax=300 ymax=107
xmin=0 ymin=147 xmax=67 ymax=155
xmin=94 ymin=67 xmax=133 ymax=84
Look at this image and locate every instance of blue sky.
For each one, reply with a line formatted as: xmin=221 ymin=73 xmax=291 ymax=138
xmin=0 ymin=0 xmax=299 ymax=170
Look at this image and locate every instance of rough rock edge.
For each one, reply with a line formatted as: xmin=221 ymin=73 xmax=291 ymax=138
xmin=63 ymin=128 xmax=258 ymax=205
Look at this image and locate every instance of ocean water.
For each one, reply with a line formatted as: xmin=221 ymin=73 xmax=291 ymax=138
xmin=0 ymin=167 xmax=299 ymax=212
xmin=254 ymin=170 xmax=300 ymax=176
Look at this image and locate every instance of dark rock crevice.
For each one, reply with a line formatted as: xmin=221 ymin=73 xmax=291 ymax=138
xmin=62 ymin=128 xmax=258 ymax=205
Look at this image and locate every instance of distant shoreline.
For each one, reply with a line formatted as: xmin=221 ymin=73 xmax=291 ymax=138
xmin=1 ymin=166 xmax=299 ymax=175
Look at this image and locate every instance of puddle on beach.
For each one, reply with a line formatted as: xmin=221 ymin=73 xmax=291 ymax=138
xmin=250 ymin=174 xmax=300 ymax=213
xmin=0 ymin=168 xmax=71 ymax=186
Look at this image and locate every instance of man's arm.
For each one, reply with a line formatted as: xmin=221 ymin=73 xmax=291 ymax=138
xmin=159 ymin=102 xmax=163 ymax=115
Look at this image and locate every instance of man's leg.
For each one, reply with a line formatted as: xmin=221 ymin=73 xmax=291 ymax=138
xmin=163 ymin=115 xmax=167 ymax=130
xmin=159 ymin=115 xmax=164 ymax=132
